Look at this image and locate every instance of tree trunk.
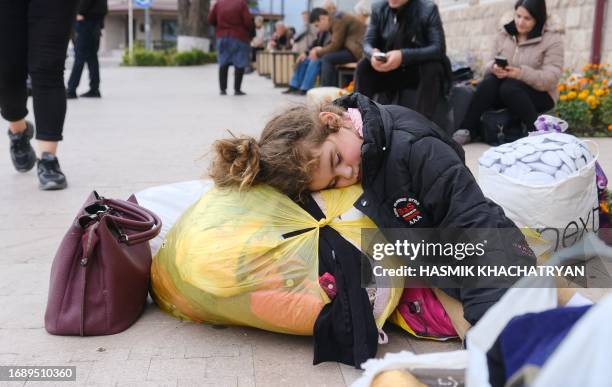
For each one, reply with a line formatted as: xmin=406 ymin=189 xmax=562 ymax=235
xmin=178 ymin=0 xmax=210 ymax=38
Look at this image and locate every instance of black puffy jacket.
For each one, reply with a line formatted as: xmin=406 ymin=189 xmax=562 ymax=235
xmin=364 ymin=0 xmax=446 ymax=67
xmin=335 ymin=93 xmax=536 ymax=324
xmin=78 ymin=0 xmax=108 ymax=21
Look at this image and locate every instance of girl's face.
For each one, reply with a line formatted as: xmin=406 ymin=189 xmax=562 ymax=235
xmin=308 ymin=115 xmax=363 ymax=192
xmin=514 ymin=6 xmax=536 ymax=36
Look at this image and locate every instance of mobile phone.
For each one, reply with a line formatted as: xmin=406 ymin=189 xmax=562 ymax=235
xmin=495 ymin=56 xmax=508 ymax=69
xmin=373 ymin=52 xmax=388 ymax=63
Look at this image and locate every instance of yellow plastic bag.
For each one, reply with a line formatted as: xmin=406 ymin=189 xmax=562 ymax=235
xmin=151 ymin=184 xmax=402 ymax=335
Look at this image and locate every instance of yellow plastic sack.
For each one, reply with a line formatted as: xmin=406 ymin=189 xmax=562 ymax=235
xmin=151 ymin=184 xmax=402 ymax=335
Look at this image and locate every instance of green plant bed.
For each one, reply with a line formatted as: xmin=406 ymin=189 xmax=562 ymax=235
xmin=122 ymin=48 xmax=216 ymax=67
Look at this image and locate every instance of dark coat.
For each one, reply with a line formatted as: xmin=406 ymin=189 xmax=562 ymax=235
xmin=364 ymin=0 xmax=446 ymax=66
xmin=208 ymin=0 xmax=253 ymax=44
xmin=335 ymin=93 xmax=536 ymax=324
xmin=77 ymin=0 xmax=108 ymax=21
xmin=317 ymin=13 xmax=366 ymax=59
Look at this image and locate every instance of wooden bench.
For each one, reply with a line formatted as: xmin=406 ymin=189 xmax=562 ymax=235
xmin=336 ymin=62 xmax=357 ymax=88
xmin=271 ymin=51 xmax=299 ymax=87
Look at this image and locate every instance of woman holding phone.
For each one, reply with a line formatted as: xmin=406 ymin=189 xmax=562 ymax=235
xmin=453 ymin=0 xmax=564 ymax=145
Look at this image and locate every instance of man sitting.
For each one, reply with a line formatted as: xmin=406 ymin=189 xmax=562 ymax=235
xmin=268 ymin=22 xmax=292 ymax=51
xmin=283 ymin=29 xmax=331 ymax=95
xmin=308 ymin=7 xmax=366 ymax=87
xmin=354 ymin=0 xmax=451 ymax=119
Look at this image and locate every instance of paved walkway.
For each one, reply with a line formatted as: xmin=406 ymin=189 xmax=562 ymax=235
xmin=1 ymin=63 xmax=611 ymax=386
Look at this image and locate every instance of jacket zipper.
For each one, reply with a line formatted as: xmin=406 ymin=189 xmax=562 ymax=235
xmin=405 ymin=300 xmax=429 ymax=337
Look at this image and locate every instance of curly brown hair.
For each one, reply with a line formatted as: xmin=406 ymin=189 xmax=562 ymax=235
xmin=209 ymin=103 xmax=347 ymax=201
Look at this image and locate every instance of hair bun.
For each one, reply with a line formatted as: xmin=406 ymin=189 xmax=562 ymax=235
xmin=210 ymin=135 xmax=261 ymax=190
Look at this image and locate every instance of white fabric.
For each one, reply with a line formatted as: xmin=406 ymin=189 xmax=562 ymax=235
xmin=533 ymin=294 xmax=612 ymax=387
xmin=306 ymin=87 xmax=343 ymax=106
xmin=479 ymin=137 xmax=599 ymax=252
xmin=135 ymin=180 xmax=213 ymax=255
xmin=352 ymin=350 xmax=469 ymax=387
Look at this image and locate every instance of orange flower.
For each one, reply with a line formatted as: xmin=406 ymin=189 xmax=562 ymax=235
xmin=595 ymin=89 xmax=604 ymax=97
xmin=602 ymin=201 xmax=610 ymax=214
xmin=567 ymin=91 xmax=577 ymax=100
xmin=609 ymin=124 xmax=612 ymax=131
xmin=578 ymin=90 xmax=589 ymax=100
xmin=559 ymin=95 xmax=568 ymax=101
xmin=557 ymin=84 xmax=566 ymax=92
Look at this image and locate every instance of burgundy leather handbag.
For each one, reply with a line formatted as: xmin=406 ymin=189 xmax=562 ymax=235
xmin=45 ymin=191 xmax=161 ymax=336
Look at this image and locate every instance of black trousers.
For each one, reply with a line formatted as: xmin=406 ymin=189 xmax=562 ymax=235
xmin=320 ymin=49 xmax=357 ymax=87
xmin=461 ymin=74 xmax=555 ymax=138
xmin=0 ymin=0 xmax=76 ymax=142
xmin=355 ymin=58 xmax=445 ymax=119
xmin=67 ymin=19 xmax=102 ymax=93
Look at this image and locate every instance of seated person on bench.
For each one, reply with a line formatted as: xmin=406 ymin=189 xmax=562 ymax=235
xmin=354 ymin=0 xmax=451 ymax=120
xmin=453 ymin=0 xmax=563 ymax=145
xmin=283 ymin=28 xmax=331 ymax=95
xmin=308 ymin=7 xmax=366 ymax=87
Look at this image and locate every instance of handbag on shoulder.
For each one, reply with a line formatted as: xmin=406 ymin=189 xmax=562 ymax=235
xmin=45 ymin=191 xmax=161 ymax=336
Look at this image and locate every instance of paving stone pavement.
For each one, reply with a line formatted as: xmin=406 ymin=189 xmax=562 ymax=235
xmin=1 ymin=62 xmax=611 ymax=387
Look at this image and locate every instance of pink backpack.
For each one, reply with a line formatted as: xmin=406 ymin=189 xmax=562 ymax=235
xmin=390 ymin=288 xmax=457 ymax=340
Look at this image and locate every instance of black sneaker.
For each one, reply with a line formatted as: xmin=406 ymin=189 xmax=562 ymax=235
xmin=8 ymin=121 xmax=36 ymax=172
xmin=66 ymin=90 xmax=77 ymax=99
xmin=298 ymin=90 xmax=307 ymax=95
xmin=234 ymin=90 xmax=246 ymax=96
xmin=220 ymin=90 xmax=227 ymax=96
xmin=80 ymin=89 xmax=101 ymax=98
xmin=37 ymin=152 xmax=67 ymax=190
xmin=282 ymin=87 xmax=298 ymax=94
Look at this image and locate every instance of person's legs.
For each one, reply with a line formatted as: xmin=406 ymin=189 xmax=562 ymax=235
xmin=216 ymin=37 xmax=230 ymax=95
xmin=498 ymin=79 xmax=555 ymax=131
xmin=84 ymin=20 xmax=101 ymax=95
xmin=299 ymin=59 xmax=322 ymax=91
xmin=460 ymin=74 xmax=503 ymax=139
xmin=233 ymin=39 xmax=250 ymax=95
xmin=319 ymin=49 xmax=356 ymax=87
xmin=354 ymin=58 xmax=414 ymax=98
xmin=0 ymin=0 xmax=36 ymax=172
xmin=415 ymin=61 xmax=445 ymax=119
xmin=28 ymin=0 xmax=77 ymax=189
xmin=0 ymin=0 xmax=29 ymax=128
xmin=67 ymin=20 xmax=93 ymax=96
xmin=288 ymin=59 xmax=309 ymax=90
xmin=234 ymin=67 xmax=245 ymax=95
xmin=219 ymin=64 xmax=229 ymax=94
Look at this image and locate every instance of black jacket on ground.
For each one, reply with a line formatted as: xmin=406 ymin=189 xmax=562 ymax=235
xmin=335 ymin=93 xmax=536 ymax=324
xmin=77 ymin=0 xmax=108 ymax=21
xmin=364 ymin=0 xmax=446 ymax=66
xmin=284 ymin=194 xmax=378 ymax=368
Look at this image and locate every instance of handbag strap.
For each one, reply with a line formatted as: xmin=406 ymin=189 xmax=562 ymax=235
xmin=102 ymin=198 xmax=162 ymax=245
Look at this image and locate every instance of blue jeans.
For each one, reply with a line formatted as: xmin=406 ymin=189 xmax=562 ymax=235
xmin=289 ymin=59 xmax=321 ymax=91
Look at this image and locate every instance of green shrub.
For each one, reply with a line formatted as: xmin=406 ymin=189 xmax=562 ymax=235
xmin=122 ymin=48 xmax=217 ymax=67
xmin=600 ymin=93 xmax=612 ymax=128
xmin=556 ymin=99 xmax=593 ymax=134
xmin=173 ymin=49 xmax=217 ymax=66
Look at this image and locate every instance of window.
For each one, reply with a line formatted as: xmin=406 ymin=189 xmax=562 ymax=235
xmin=162 ymin=19 xmax=178 ymax=42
